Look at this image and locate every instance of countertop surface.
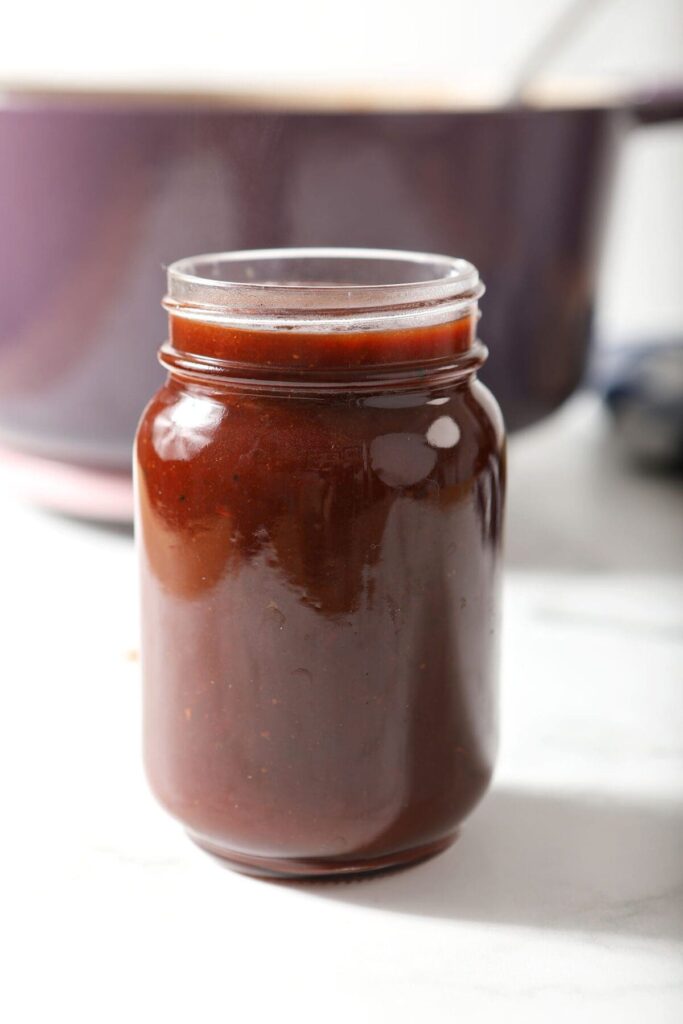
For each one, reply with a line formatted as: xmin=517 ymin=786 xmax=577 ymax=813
xmin=2 ymin=393 xmax=682 ymax=1023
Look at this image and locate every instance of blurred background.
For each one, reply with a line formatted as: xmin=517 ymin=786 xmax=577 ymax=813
xmin=1 ymin=1 xmax=682 ymax=1020
xmin=0 ymin=0 xmax=682 ymax=523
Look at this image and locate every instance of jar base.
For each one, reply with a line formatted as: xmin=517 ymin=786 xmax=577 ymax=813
xmin=187 ymin=830 xmax=458 ymax=880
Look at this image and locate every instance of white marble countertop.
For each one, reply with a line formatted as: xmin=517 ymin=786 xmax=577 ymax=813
xmin=1 ymin=393 xmax=682 ymax=1022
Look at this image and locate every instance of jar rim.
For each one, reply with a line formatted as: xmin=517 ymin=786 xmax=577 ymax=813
xmin=164 ymin=247 xmax=483 ymax=332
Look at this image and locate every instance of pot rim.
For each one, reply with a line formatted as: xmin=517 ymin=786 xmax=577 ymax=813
xmin=2 ymin=75 xmax=678 ymax=114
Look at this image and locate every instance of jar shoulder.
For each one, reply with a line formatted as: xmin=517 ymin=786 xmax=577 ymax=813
xmin=135 ymin=378 xmax=505 ymax=482
xmin=469 ymin=378 xmax=506 ymax=458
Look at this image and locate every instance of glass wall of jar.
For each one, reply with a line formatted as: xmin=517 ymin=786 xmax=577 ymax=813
xmin=135 ymin=248 xmax=505 ymax=878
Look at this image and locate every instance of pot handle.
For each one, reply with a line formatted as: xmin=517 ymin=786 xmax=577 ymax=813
xmin=628 ymin=87 xmax=683 ymax=125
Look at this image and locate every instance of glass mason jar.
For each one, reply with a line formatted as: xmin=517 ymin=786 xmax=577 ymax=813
xmin=135 ymin=248 xmax=505 ymax=878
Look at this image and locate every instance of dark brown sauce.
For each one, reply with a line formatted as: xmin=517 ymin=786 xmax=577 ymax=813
xmin=136 ymin=313 xmax=505 ymax=875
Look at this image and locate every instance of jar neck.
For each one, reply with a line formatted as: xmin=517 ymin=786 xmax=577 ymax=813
xmin=160 ymin=314 xmax=487 ymax=394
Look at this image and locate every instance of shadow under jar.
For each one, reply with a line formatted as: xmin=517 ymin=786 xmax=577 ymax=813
xmin=135 ymin=248 xmax=506 ymax=878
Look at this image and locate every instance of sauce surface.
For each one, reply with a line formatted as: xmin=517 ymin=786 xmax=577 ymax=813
xmin=136 ymin=313 xmax=505 ymax=874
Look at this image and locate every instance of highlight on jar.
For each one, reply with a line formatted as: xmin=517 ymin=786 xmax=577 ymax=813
xmin=134 ymin=248 xmax=505 ymax=879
